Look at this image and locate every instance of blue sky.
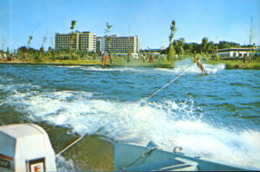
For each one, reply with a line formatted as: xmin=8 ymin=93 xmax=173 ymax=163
xmin=0 ymin=0 xmax=259 ymax=51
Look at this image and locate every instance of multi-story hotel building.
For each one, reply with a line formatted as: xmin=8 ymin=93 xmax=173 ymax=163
xmin=96 ymin=35 xmax=140 ymax=53
xmin=55 ymin=31 xmax=140 ymax=54
xmin=55 ymin=31 xmax=96 ymax=52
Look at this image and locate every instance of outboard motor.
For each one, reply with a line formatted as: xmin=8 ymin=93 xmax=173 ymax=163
xmin=0 ymin=124 xmax=56 ymax=172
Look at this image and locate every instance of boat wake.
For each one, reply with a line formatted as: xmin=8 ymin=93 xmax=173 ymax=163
xmin=1 ymin=64 xmax=259 ymax=170
xmin=76 ymin=58 xmax=225 ymax=75
xmin=170 ymin=58 xmax=225 ymax=74
xmin=3 ymin=89 xmax=260 ymax=169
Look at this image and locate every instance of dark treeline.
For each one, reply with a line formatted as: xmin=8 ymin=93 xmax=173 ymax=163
xmin=0 ymin=46 xmax=100 ymax=62
xmin=141 ymin=39 xmax=254 ymax=56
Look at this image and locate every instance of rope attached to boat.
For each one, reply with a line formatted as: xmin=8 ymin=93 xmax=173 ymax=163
xmin=146 ymin=59 xmax=198 ymax=100
xmin=121 ymin=148 xmax=157 ymax=170
xmin=55 ymin=131 xmax=88 ymax=157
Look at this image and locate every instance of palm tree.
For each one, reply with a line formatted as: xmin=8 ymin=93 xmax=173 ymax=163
xmin=41 ymin=36 xmax=47 ymax=52
xmin=70 ymin=20 xmax=77 ymax=30
xmin=70 ymin=20 xmax=77 ymax=50
xmin=27 ymin=35 xmax=33 ymax=49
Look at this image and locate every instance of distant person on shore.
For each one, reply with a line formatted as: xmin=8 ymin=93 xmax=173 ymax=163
xmin=243 ymin=54 xmax=248 ymax=66
xmin=150 ymin=54 xmax=154 ymax=63
xmin=3 ymin=53 xmax=7 ymax=61
xmin=143 ymin=55 xmax=146 ymax=63
xmin=102 ymin=52 xmax=106 ymax=66
xmin=109 ymin=54 xmax=113 ymax=64
xmin=11 ymin=53 xmax=15 ymax=61
xmin=194 ymin=55 xmax=207 ymax=75
xmin=105 ymin=54 xmax=109 ymax=65
xmin=23 ymin=53 xmax=28 ymax=61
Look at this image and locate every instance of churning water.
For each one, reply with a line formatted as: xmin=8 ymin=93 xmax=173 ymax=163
xmin=0 ymin=60 xmax=259 ymax=170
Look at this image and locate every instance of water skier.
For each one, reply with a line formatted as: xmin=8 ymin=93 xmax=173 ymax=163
xmin=194 ymin=55 xmax=207 ymax=75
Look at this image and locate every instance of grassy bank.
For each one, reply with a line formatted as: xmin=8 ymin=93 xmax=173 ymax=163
xmin=1 ymin=56 xmax=260 ymax=69
xmin=206 ymin=59 xmax=260 ymax=69
xmin=0 ymin=57 xmax=176 ymax=68
xmin=0 ymin=59 xmax=102 ymax=66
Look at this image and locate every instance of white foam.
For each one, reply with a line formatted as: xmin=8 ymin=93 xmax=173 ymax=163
xmin=172 ymin=59 xmax=225 ymax=74
xmin=56 ymin=66 xmax=81 ymax=68
xmin=80 ymin=66 xmax=138 ymax=72
xmin=150 ymin=59 xmax=225 ymax=75
xmin=56 ymin=155 xmax=77 ymax=171
xmin=6 ymin=90 xmax=260 ymax=169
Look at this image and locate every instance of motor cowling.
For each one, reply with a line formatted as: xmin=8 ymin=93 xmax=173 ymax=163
xmin=0 ymin=124 xmax=56 ymax=172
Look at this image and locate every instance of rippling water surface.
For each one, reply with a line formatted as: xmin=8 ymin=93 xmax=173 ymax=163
xmin=0 ymin=61 xmax=260 ymax=170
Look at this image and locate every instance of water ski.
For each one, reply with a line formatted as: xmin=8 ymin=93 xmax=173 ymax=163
xmin=201 ymin=71 xmax=213 ymax=75
xmin=103 ymin=64 xmax=111 ymax=67
xmin=199 ymin=71 xmax=208 ymax=75
xmin=200 ymin=70 xmax=207 ymax=75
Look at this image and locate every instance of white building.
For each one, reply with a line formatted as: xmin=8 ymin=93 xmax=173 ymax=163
xmin=55 ymin=31 xmax=96 ymax=52
xmin=217 ymin=47 xmax=259 ymax=58
xmin=96 ymin=35 xmax=140 ymax=54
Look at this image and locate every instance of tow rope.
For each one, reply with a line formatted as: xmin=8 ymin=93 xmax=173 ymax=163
xmin=56 ymin=59 xmax=199 ymax=156
xmin=56 ymin=131 xmax=88 ymax=157
xmin=146 ymin=59 xmax=198 ymax=100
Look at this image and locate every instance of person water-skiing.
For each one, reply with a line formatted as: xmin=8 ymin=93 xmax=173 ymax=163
xmin=194 ymin=55 xmax=207 ymax=75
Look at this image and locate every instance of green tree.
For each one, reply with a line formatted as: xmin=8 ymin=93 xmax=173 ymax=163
xmin=249 ymin=17 xmax=257 ymax=46
xmin=105 ymin=22 xmax=113 ymax=53
xmin=27 ymin=34 xmax=33 ymax=49
xmin=180 ymin=38 xmax=185 ymax=55
xmin=70 ymin=20 xmax=77 ymax=30
xmin=207 ymin=41 xmax=215 ymax=54
xmin=168 ymin=43 xmax=175 ymax=61
xmin=6 ymin=47 xmax=10 ymax=56
xmin=70 ymin=20 xmax=77 ymax=50
xmin=218 ymin=41 xmax=240 ymax=49
xmin=201 ymin=37 xmax=209 ymax=54
xmin=41 ymin=36 xmax=47 ymax=52
xmin=168 ymin=20 xmax=177 ymax=61
xmin=176 ymin=38 xmax=185 ymax=55
xmin=169 ymin=20 xmax=177 ymax=43
xmin=183 ymin=43 xmax=193 ymax=55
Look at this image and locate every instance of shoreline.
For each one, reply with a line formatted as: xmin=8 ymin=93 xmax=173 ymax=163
xmin=0 ymin=61 xmax=175 ymax=68
xmin=1 ymin=60 xmax=259 ymax=70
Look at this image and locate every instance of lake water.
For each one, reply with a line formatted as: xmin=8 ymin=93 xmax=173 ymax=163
xmin=0 ymin=60 xmax=260 ymax=170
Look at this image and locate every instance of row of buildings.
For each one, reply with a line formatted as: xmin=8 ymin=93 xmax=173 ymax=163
xmin=55 ymin=31 xmax=259 ymax=58
xmin=216 ymin=47 xmax=260 ymax=58
xmin=55 ymin=31 xmax=140 ymax=54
